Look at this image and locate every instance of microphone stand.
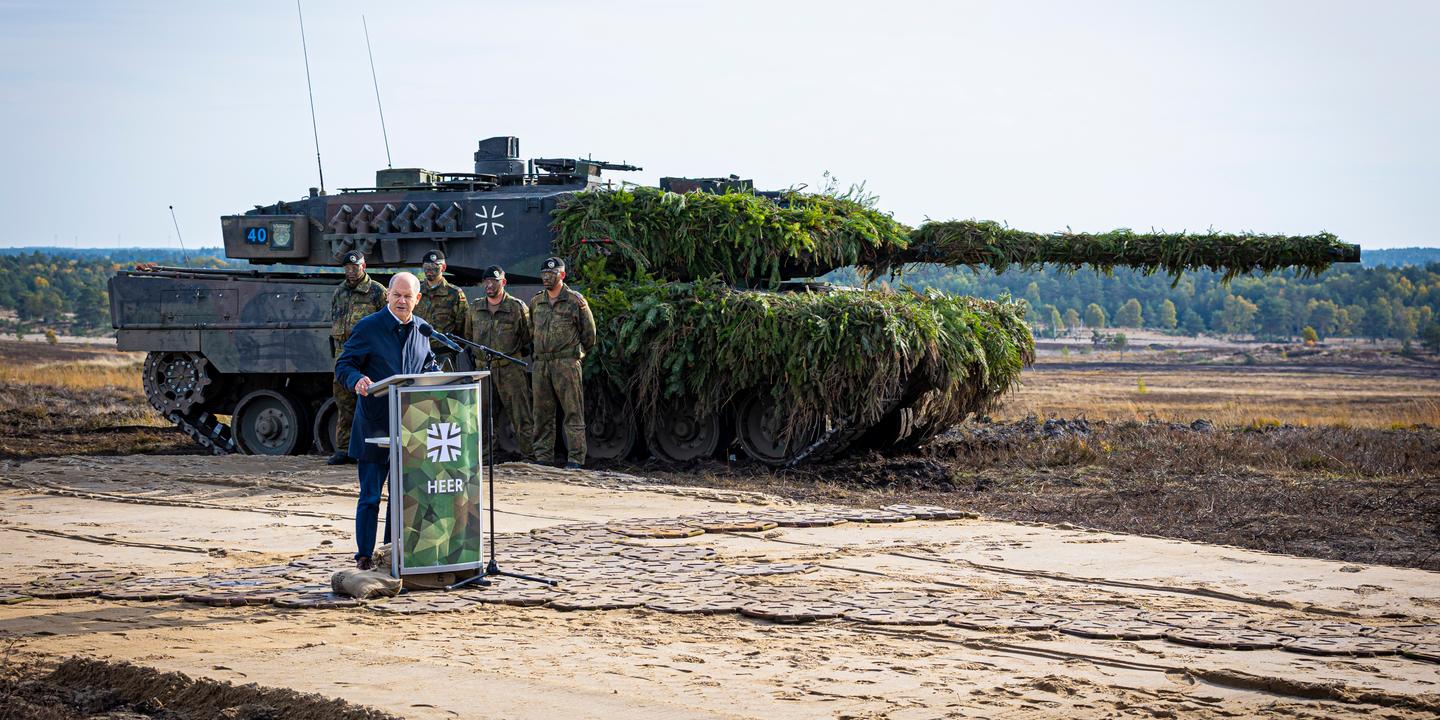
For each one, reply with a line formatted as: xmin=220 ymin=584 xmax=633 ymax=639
xmin=443 ymin=333 xmax=556 ymax=589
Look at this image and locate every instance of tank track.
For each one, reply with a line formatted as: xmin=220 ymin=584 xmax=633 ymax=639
xmin=165 ymin=408 xmax=236 ymax=455
xmin=142 ymin=352 xmax=237 ymax=454
xmin=782 ymin=391 xmax=907 ymax=467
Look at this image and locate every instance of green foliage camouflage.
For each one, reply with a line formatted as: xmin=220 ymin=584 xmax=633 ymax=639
xmin=580 ymin=268 xmax=1033 ymax=440
xmin=552 ymin=187 xmax=1362 ymax=447
xmin=552 ymin=186 xmax=909 ymax=285
xmin=888 ymin=221 xmax=1356 ymax=282
xmin=552 ymin=188 xmax=1357 ymax=286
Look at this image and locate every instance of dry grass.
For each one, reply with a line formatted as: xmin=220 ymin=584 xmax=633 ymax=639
xmin=0 ymin=358 xmax=146 ymax=392
xmin=0 ymin=340 xmax=184 ymax=459
xmin=999 ymin=366 xmax=1440 ymax=429
xmin=638 ymin=421 xmax=1440 ymax=570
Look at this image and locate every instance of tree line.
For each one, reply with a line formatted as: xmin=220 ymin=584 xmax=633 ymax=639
xmin=0 ymin=249 xmax=228 ymax=335
xmin=831 ymin=261 xmax=1440 ymax=350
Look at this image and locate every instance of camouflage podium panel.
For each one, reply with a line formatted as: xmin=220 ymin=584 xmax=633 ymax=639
xmin=393 ymin=383 xmax=485 ymax=575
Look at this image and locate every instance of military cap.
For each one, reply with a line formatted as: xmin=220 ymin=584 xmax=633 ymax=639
xmin=482 ymin=265 xmax=505 ymax=280
xmin=540 ymin=257 xmax=566 ymax=272
xmin=342 ymin=250 xmax=366 ymax=266
xmin=422 ymin=249 xmax=446 ymax=264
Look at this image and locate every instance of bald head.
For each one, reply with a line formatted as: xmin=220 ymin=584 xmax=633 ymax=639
xmin=387 ymin=272 xmax=421 ymax=323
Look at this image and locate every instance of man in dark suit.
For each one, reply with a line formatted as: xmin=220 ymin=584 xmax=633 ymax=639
xmin=335 ymin=272 xmax=441 ymax=570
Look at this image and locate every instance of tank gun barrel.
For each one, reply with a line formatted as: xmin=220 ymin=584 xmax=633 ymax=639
xmin=533 ymin=158 xmax=642 ymax=174
xmin=870 ymin=221 xmax=1361 ymax=282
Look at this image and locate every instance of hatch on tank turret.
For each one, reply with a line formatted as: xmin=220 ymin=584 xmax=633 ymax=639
xmin=376 ymin=168 xmax=440 ymax=188
xmin=660 ymin=175 xmax=753 ymax=194
xmin=474 ymin=136 xmax=524 ymax=177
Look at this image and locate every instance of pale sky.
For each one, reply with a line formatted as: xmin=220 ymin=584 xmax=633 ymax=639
xmin=1 ymin=0 xmax=1436 ymax=251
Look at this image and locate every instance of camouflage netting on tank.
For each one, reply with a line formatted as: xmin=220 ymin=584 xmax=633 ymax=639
xmin=877 ymin=221 xmax=1355 ymax=282
xmin=552 ymin=188 xmax=1354 ymax=285
xmin=581 ymin=277 xmax=1033 ymax=439
xmin=552 ymin=186 xmax=909 ymax=284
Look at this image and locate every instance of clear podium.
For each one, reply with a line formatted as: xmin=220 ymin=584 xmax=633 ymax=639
xmin=366 ymin=371 xmax=489 ymax=578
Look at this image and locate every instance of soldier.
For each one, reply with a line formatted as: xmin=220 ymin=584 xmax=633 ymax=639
xmin=528 ymin=257 xmax=595 ymax=469
xmin=328 ymin=250 xmax=387 ymax=465
xmin=413 ymin=249 xmax=468 ymax=357
xmin=466 ymin=265 xmax=535 ymax=460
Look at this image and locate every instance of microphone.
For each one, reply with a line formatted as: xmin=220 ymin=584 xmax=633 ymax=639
xmin=419 ymin=324 xmax=464 ymax=353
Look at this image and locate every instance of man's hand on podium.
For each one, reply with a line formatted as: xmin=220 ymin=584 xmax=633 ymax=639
xmin=354 ymin=376 xmax=373 ymax=396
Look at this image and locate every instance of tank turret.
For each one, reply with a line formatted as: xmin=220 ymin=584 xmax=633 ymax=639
xmin=216 ymin=136 xmax=640 ymax=283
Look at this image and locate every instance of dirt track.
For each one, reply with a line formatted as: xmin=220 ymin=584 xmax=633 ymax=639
xmin=2 ymin=454 xmax=1438 ymax=718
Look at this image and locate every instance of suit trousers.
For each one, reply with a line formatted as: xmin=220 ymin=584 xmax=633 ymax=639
xmin=355 ymin=459 xmax=391 ymax=560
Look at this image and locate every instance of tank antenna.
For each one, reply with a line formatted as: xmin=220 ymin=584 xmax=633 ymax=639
xmin=296 ymin=0 xmax=325 ymax=192
xmin=362 ymin=15 xmax=392 ymax=169
xmin=168 ymin=205 xmax=191 ymax=266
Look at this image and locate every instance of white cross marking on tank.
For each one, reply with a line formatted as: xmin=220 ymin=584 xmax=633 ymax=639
xmin=473 ymin=206 xmax=505 ymax=235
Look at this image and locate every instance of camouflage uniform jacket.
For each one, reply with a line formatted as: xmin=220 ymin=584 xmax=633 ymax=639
xmin=330 ymin=274 xmax=386 ymax=356
xmin=467 ymin=293 xmax=531 ymax=367
xmin=529 ymin=286 xmax=597 ymax=360
xmin=415 ymin=277 xmax=468 ymax=337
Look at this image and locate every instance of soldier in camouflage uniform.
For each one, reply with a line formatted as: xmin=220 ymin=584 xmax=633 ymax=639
xmin=414 ymin=249 xmax=468 ymax=361
xmin=466 ymin=265 xmax=535 ymax=460
xmin=327 ymin=250 xmax=387 ymax=465
xmin=529 ymin=257 xmax=595 ymax=469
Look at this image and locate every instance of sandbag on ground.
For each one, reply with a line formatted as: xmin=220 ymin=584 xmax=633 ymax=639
xmin=332 ymin=569 xmax=401 ymax=599
xmin=372 ymin=543 xmax=484 ymax=590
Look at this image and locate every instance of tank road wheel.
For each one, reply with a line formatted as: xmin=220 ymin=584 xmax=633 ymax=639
xmin=647 ymin=406 xmax=725 ymax=463
xmin=313 ymin=397 xmax=338 ymax=455
xmin=233 ymin=390 xmax=312 ymax=456
xmin=734 ymin=393 xmax=818 ymax=466
xmin=142 ymin=352 xmax=215 ymax=414
xmin=584 ymin=387 xmax=637 ymax=461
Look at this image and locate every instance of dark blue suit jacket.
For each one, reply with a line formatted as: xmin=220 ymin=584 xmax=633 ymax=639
xmin=335 ymin=309 xmax=440 ymax=462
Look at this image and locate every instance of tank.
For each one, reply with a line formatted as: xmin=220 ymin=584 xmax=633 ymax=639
xmin=110 ymin=135 xmax=1361 ymax=465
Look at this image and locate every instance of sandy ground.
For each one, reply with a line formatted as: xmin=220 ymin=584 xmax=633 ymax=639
xmin=1 ymin=454 xmax=1438 ymax=718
